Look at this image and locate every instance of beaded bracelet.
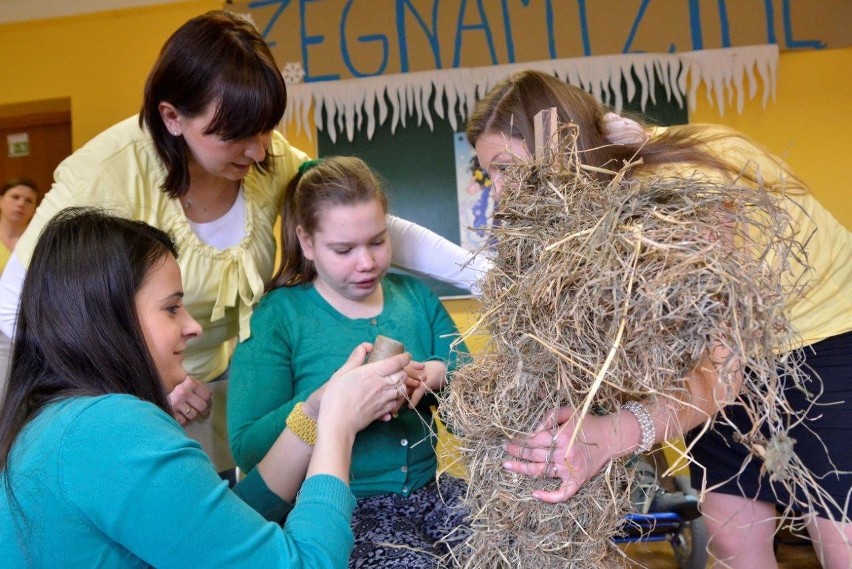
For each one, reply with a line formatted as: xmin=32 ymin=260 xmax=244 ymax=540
xmin=622 ymin=400 xmax=655 ymax=454
xmin=286 ymin=402 xmax=318 ymax=447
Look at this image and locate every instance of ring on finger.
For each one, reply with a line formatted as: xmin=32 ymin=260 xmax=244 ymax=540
xmin=544 ymin=447 xmax=552 ymax=465
xmin=384 ymin=372 xmax=401 ymax=386
xmin=184 ymin=406 xmax=192 ymax=416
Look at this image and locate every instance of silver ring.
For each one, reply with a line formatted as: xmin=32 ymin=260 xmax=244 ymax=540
xmin=544 ymin=447 xmax=552 ymax=465
xmin=184 ymin=407 xmax=192 ymax=416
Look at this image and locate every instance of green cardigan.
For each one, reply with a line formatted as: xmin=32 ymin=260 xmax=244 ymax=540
xmin=229 ymin=273 xmax=467 ymax=498
xmin=0 ymin=395 xmax=356 ymax=568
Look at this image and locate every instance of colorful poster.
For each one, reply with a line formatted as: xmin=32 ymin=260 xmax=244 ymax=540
xmin=454 ymin=132 xmax=496 ymax=254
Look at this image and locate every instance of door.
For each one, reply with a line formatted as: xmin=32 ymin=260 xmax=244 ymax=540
xmin=0 ymin=98 xmax=72 ymax=200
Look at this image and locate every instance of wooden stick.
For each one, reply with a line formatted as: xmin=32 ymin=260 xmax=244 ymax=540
xmin=534 ymin=107 xmax=558 ymax=160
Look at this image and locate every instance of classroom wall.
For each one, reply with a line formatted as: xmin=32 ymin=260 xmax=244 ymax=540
xmin=0 ymin=2 xmax=848 ymax=333
xmin=690 ymin=46 xmax=852 ymax=232
xmin=2 ymin=2 xmax=849 ymax=225
xmin=0 ymin=1 xmax=220 ymax=150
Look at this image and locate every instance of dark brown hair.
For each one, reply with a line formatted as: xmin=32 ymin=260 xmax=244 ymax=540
xmin=140 ymin=10 xmax=287 ymax=199
xmin=0 ymin=208 xmax=177 ymax=470
xmin=270 ymin=157 xmax=388 ymax=289
xmin=1 ymin=177 xmax=39 ymax=199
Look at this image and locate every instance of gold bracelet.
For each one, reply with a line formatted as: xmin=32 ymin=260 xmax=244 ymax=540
xmin=286 ymin=402 xmax=317 ymax=447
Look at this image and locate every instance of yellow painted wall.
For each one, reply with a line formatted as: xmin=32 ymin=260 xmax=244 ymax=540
xmin=2 ymin=3 xmax=848 ymax=226
xmin=0 ymin=1 xmax=222 ymax=149
xmin=689 ymin=46 xmax=852 ymax=231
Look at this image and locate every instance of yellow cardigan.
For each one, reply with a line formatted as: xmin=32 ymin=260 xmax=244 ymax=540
xmin=649 ymin=124 xmax=852 ymax=350
xmin=14 ymin=116 xmax=309 ymax=381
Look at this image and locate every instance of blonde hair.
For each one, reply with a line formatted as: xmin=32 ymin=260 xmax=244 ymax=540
xmin=467 ymin=70 xmax=806 ymax=192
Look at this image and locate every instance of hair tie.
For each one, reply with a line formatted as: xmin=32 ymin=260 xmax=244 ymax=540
xmin=601 ymin=112 xmax=648 ymax=146
xmin=298 ymin=158 xmax=322 ymax=176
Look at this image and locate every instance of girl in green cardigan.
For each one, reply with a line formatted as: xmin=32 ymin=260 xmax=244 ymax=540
xmin=229 ymin=157 xmax=470 ymax=568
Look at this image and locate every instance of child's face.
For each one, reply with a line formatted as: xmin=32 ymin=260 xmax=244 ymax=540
xmin=297 ymin=199 xmax=391 ymax=305
xmin=474 ymin=131 xmax=530 ymax=198
xmin=135 ymin=254 xmax=201 ymax=392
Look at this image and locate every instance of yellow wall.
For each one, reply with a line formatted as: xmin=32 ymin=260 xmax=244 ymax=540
xmin=0 ymin=1 xmax=220 ymax=149
xmin=2 ymin=3 xmax=848 ymax=228
xmin=689 ymin=46 xmax=852 ymax=231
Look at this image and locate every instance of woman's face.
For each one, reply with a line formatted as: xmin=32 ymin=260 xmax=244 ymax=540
xmin=474 ymin=131 xmax=531 ymax=198
xmin=0 ymin=184 xmax=37 ymax=226
xmin=168 ymin=102 xmax=272 ymax=182
xmin=135 ymin=254 xmax=202 ymax=392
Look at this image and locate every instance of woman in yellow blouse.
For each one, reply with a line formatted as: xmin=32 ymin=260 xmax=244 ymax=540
xmin=470 ymin=70 xmax=851 ymax=568
xmin=0 ymin=11 xmax=485 ymax=477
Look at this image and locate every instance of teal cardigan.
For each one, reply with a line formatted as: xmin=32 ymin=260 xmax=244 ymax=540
xmin=0 ymin=395 xmax=355 ymax=568
xmin=229 ymin=273 xmax=467 ymax=498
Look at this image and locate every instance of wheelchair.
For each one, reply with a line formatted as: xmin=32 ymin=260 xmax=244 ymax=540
xmin=613 ymin=450 xmax=710 ymax=569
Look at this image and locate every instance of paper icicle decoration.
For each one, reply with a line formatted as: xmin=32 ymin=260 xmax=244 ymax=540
xmin=282 ymin=45 xmax=778 ymax=142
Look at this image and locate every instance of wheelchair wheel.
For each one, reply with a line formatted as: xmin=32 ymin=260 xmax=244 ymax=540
xmin=670 ymin=516 xmax=709 ymax=569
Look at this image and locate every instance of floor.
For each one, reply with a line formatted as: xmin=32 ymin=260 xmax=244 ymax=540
xmin=620 ymin=532 xmax=822 ymax=568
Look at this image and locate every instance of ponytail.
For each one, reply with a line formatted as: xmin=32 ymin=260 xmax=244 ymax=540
xmin=268 ymin=171 xmax=314 ymax=290
xmin=268 ymin=156 xmax=387 ymax=291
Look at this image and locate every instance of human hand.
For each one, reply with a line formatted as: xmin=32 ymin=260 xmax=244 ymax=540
xmin=402 ymin=360 xmax=427 ymax=410
xmin=601 ymin=112 xmax=648 ymax=146
xmin=168 ymin=376 xmax=213 ymax=426
xmin=502 ymin=406 xmax=618 ymax=503
xmin=403 ymin=360 xmax=447 ymax=410
xmin=320 ymin=343 xmax=411 ymax=434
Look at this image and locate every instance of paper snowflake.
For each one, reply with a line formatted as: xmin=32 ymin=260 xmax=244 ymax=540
xmin=282 ymin=62 xmax=305 ymax=85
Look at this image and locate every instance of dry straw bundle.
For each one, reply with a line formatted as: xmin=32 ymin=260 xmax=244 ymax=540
xmin=441 ymin=123 xmax=833 ymax=568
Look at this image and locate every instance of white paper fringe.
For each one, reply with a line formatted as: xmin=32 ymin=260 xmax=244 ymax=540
xmin=283 ymin=45 xmax=778 ymax=142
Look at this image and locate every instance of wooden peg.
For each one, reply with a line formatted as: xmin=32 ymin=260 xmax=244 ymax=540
xmin=534 ymin=107 xmax=558 ymax=160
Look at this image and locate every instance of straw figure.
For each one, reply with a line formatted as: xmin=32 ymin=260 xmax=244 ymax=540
xmin=440 ymin=121 xmax=827 ymax=567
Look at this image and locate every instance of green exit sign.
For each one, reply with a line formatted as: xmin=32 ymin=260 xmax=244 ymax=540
xmin=7 ymin=133 xmax=29 ymax=157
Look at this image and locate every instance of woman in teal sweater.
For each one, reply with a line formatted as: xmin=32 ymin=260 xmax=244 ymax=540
xmin=0 ymin=208 xmax=412 ymax=568
xmin=229 ymin=157 xmax=469 ymax=568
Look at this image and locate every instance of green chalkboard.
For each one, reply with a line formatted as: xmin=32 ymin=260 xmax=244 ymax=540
xmin=317 ymin=72 xmax=688 ymax=297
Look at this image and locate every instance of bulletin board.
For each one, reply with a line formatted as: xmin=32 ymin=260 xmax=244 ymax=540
xmin=317 ymin=71 xmax=688 ymax=297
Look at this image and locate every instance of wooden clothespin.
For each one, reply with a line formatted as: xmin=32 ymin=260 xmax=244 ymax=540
xmin=534 ymin=107 xmax=559 ymax=161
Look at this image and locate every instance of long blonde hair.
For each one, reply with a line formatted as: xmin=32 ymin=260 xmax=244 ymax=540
xmin=467 ymin=70 xmax=805 ymax=192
